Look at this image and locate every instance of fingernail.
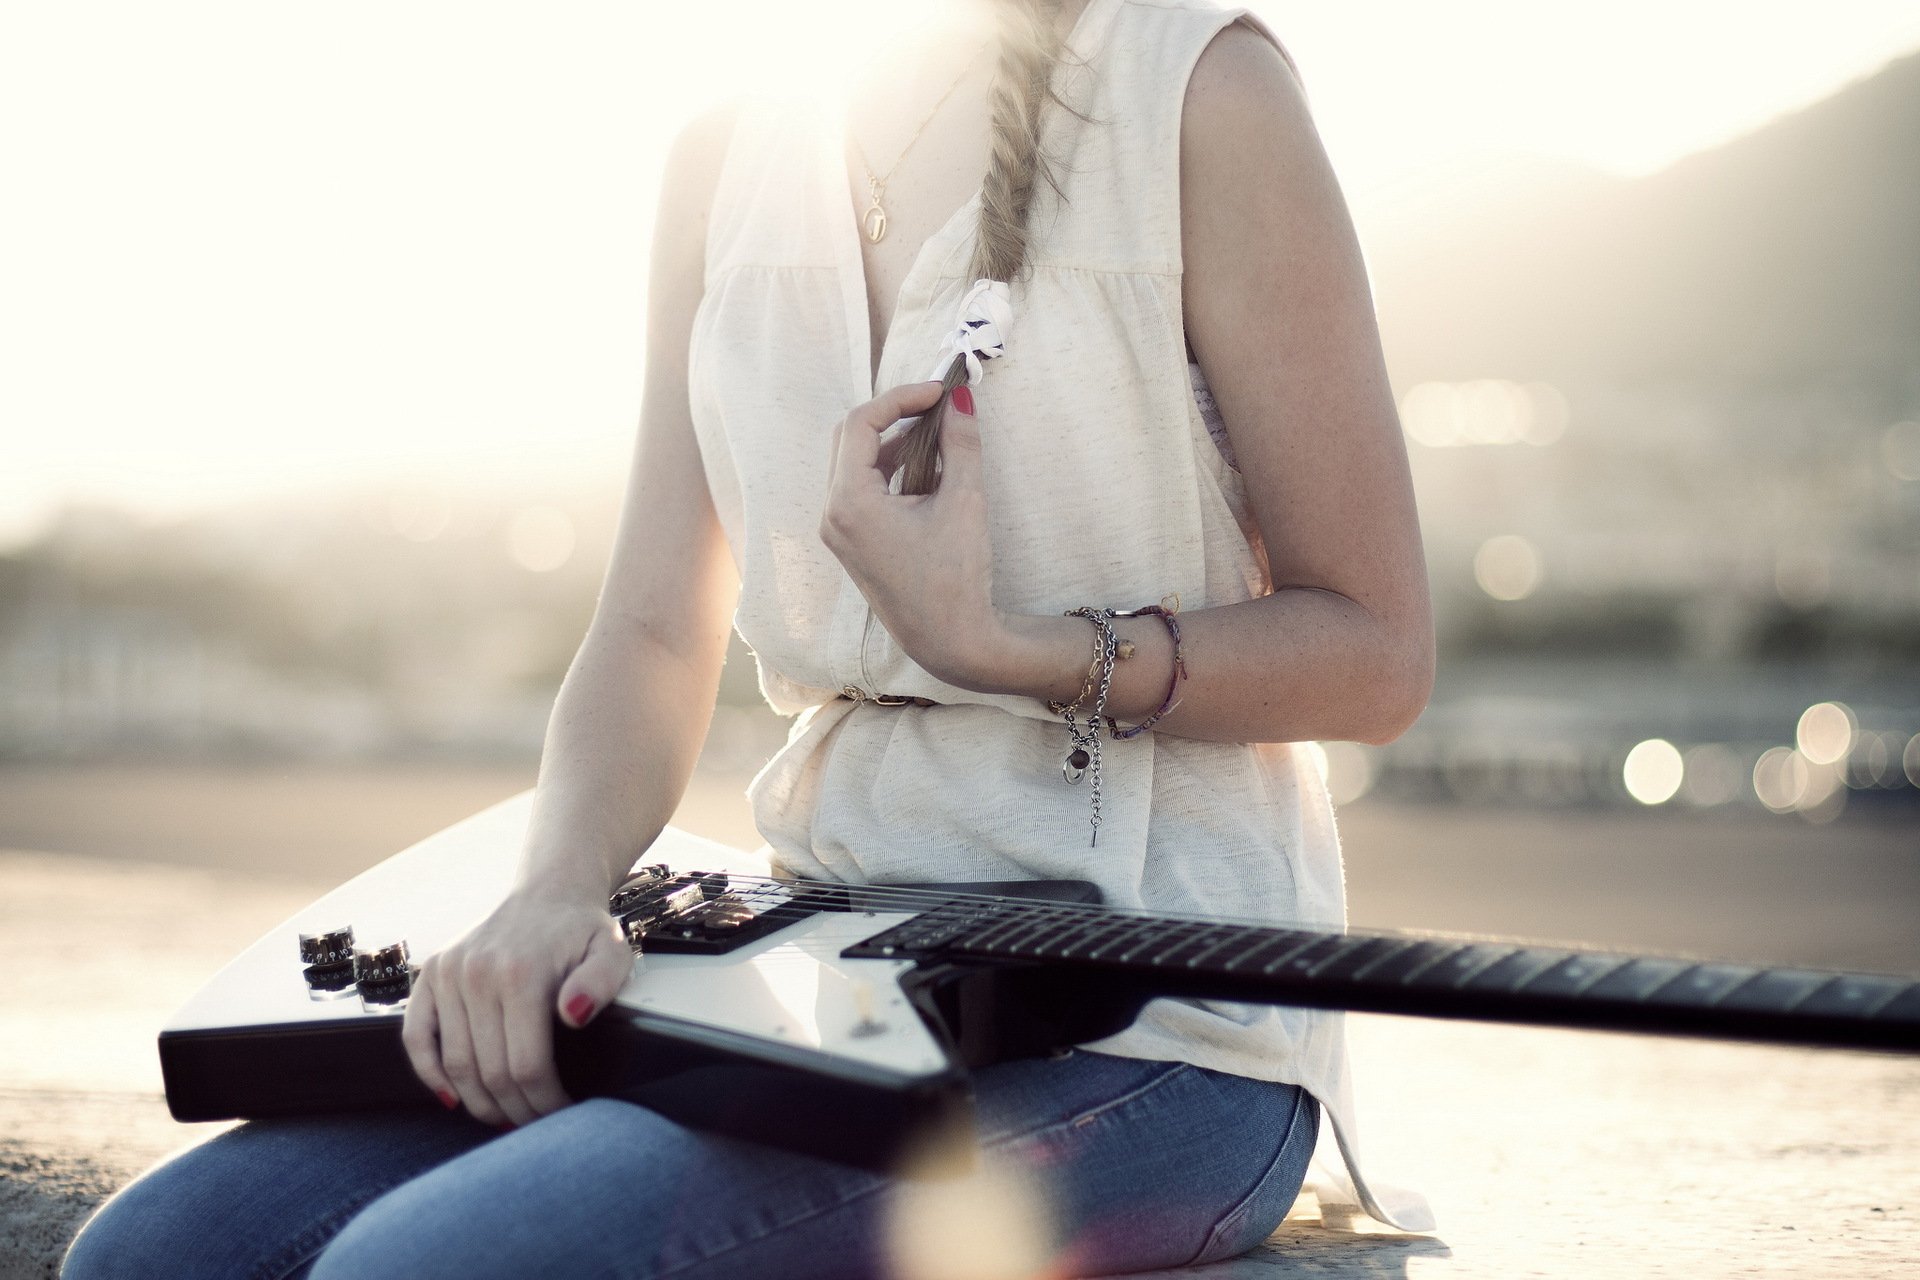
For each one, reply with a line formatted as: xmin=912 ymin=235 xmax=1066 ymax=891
xmin=952 ymin=385 xmax=974 ymax=416
xmin=565 ymin=994 xmax=595 ymax=1026
xmin=437 ymin=1089 xmax=458 ymax=1111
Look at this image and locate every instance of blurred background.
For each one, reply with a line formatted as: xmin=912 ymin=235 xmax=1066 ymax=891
xmin=4 ymin=0 xmax=1918 ymax=973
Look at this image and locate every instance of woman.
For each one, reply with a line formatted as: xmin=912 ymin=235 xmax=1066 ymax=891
xmin=63 ymin=0 xmax=1433 ymax=1275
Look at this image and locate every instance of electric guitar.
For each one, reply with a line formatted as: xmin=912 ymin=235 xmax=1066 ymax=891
xmin=159 ymin=792 xmax=1920 ymax=1172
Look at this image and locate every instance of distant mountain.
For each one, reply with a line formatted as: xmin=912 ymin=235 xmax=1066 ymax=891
xmin=1368 ymin=50 xmax=1920 ymax=392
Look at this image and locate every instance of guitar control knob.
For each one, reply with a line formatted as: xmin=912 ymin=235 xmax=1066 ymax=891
xmin=299 ymin=927 xmax=356 ymax=966
xmin=352 ymin=941 xmax=415 ymax=1008
xmin=299 ymin=927 xmax=357 ymax=999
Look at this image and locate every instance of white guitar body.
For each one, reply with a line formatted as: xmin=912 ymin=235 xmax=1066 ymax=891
xmin=161 ymin=793 xmax=1113 ymax=1170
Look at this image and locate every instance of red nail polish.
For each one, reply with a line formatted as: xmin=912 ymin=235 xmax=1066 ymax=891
xmin=952 ymin=385 xmax=975 ymax=417
xmin=437 ymin=1089 xmax=458 ymax=1110
xmin=565 ymin=994 xmax=595 ymax=1026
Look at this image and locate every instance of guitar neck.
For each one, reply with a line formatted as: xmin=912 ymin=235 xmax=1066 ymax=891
xmin=846 ymin=899 xmax=1920 ymax=1052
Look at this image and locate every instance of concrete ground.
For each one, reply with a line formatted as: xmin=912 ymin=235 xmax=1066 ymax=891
xmin=3 ymin=766 xmax=1916 ymax=1278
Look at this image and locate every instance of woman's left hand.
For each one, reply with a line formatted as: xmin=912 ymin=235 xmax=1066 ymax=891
xmin=819 ymin=380 xmax=1008 ymax=691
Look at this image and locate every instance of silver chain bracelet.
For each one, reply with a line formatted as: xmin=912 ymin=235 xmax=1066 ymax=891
xmin=1060 ymin=607 xmax=1119 ymax=846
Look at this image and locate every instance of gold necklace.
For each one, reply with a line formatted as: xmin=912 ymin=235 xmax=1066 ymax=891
xmin=851 ymin=43 xmax=991 ymax=244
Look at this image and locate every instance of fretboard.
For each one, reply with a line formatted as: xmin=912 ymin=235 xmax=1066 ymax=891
xmin=844 ymin=899 xmax=1920 ymax=1052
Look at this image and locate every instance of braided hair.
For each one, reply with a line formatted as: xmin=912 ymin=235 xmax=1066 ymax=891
xmin=891 ymin=0 xmax=1086 ymax=496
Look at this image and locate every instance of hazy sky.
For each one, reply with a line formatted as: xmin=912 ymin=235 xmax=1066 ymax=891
xmin=4 ymin=1 xmax=1918 ymax=542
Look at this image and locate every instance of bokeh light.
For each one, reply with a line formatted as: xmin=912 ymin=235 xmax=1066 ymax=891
xmin=1796 ymin=760 xmax=1848 ymax=824
xmin=1398 ymin=380 xmax=1569 ymax=448
xmin=1680 ymin=744 xmax=1743 ymax=807
xmin=1622 ymin=739 xmax=1683 ymax=805
xmin=505 ymin=506 xmax=575 ymax=573
xmin=1473 ymin=535 xmax=1543 ymax=601
xmin=1752 ymin=746 xmax=1808 ymax=814
xmin=1849 ymin=732 xmax=1893 ymax=789
xmin=1795 ymin=701 xmax=1856 ymax=765
xmin=1319 ymin=740 xmax=1376 ymax=806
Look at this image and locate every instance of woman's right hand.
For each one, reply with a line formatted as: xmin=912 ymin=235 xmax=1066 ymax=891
xmin=401 ymin=885 xmax=634 ymax=1127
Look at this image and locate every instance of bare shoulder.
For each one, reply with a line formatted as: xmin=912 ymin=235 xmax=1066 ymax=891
xmin=1180 ymin=20 xmax=1321 ymax=180
xmin=664 ymin=100 xmax=742 ymax=190
xmin=1178 ymin=17 xmax=1355 ymax=276
xmin=650 ymin=100 xmax=744 ymax=277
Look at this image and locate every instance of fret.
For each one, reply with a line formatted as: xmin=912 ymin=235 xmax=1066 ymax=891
xmin=1157 ymin=924 xmax=1245 ymax=968
xmin=1250 ymin=931 xmax=1338 ymax=976
xmin=1339 ymin=939 xmax=1448 ymax=986
xmin=1412 ymin=943 xmax=1515 ymax=990
xmin=1305 ymin=936 xmax=1412 ymax=984
xmin=1262 ymin=933 xmax=1348 ymax=977
xmin=1098 ymin=921 xmax=1198 ymax=959
xmin=1871 ymin=983 xmax=1920 ymax=1023
xmin=1031 ymin=915 xmax=1118 ymax=960
xmin=984 ymin=909 xmax=1080 ymax=958
xmin=1583 ymin=957 xmax=1691 ymax=1002
xmin=1463 ymin=947 xmax=1574 ymax=994
xmin=1793 ymin=974 xmax=1909 ymax=1019
xmin=1057 ymin=917 xmax=1142 ymax=961
xmin=1220 ymin=929 xmax=1317 ymax=974
xmin=1114 ymin=920 xmax=1199 ymax=964
xmin=1174 ymin=926 xmax=1264 ymax=970
xmin=1515 ymin=953 xmax=1631 ymax=999
xmin=873 ymin=911 xmax=969 ymax=953
xmin=1644 ymin=963 xmax=1762 ymax=1009
xmin=957 ymin=909 xmax=1047 ymax=954
xmin=1107 ymin=920 xmax=1206 ymax=965
xmin=1710 ymin=967 xmax=1831 ymax=1013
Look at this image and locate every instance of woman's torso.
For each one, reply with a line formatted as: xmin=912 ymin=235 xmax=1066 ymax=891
xmin=683 ymin=0 xmax=1430 ymax=1235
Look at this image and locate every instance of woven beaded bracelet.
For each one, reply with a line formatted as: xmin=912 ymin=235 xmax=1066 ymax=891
xmin=1103 ymin=601 xmax=1187 ymax=739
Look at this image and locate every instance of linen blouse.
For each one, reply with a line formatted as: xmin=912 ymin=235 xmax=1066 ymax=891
xmin=684 ymin=0 xmax=1432 ymax=1235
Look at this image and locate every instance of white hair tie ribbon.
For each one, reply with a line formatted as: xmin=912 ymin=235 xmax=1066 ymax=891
xmin=875 ymin=279 xmax=1015 ymax=460
xmin=925 ymin=278 xmax=1013 ymax=385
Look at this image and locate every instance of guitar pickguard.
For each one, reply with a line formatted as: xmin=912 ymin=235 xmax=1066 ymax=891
xmin=618 ymin=910 xmax=951 ymax=1078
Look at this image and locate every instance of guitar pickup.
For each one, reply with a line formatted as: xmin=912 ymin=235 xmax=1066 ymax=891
xmin=609 ymin=869 xmax=810 ymax=954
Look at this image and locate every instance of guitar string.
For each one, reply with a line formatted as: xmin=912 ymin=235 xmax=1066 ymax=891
xmin=625 ymin=870 xmax=1858 ymax=972
xmin=665 ymin=871 xmax=1612 ymax=949
xmin=647 ymin=871 xmax=1340 ymax=935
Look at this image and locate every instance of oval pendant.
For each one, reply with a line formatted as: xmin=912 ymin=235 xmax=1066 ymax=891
xmin=862 ymin=203 xmax=888 ymax=244
xmin=1062 ymin=747 xmax=1090 ymax=784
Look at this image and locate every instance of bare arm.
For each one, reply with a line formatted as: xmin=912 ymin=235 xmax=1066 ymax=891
xmin=402 ymin=104 xmax=742 ymax=1126
xmin=990 ymin=25 xmax=1433 ymax=746
xmin=516 ymin=107 xmax=743 ymax=903
xmin=820 ymin=27 xmax=1430 ymax=745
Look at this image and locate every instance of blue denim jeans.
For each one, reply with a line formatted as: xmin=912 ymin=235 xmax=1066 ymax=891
xmin=63 ymin=1049 xmax=1318 ymax=1279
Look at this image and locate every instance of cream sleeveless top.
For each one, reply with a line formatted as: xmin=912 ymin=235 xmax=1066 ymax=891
xmin=685 ymin=0 xmax=1431 ymax=1235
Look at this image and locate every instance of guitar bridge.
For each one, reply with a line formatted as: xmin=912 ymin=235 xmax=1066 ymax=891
xmin=608 ymin=866 xmax=813 ymax=954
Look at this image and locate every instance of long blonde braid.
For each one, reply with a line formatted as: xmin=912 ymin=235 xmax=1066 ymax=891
xmin=891 ymin=0 xmax=1083 ymax=497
